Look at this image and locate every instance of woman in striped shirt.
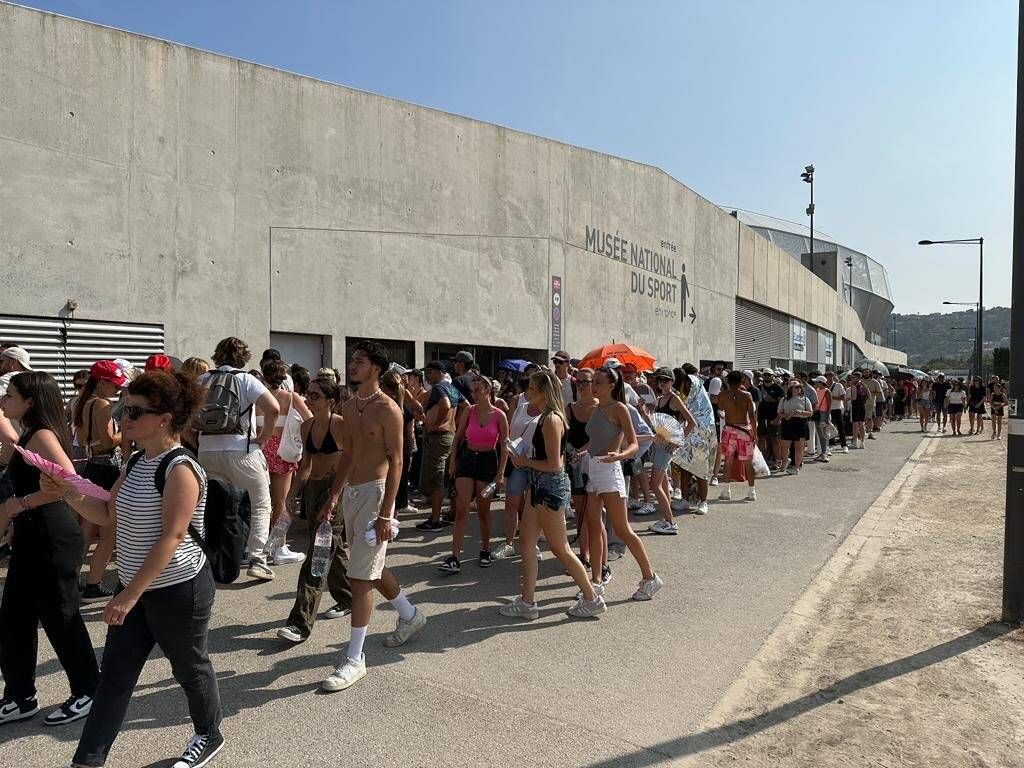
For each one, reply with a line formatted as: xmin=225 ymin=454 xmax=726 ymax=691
xmin=46 ymin=371 xmax=225 ymax=768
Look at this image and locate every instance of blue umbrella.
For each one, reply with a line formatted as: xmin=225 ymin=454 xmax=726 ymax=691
xmin=499 ymin=359 xmax=532 ymax=372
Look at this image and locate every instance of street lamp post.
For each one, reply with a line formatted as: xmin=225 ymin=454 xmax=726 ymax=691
xmin=801 ymin=165 xmax=815 ymax=260
xmin=942 ymin=300 xmax=983 ymax=377
xmin=919 ymin=238 xmax=984 ymax=379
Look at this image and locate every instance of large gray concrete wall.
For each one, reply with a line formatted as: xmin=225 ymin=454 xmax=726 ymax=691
xmin=0 ymin=3 xmax=902 ymax=368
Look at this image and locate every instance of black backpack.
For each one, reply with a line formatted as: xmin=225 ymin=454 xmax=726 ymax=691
xmin=124 ymin=448 xmax=250 ymax=584
xmin=194 ymin=370 xmax=252 ymax=437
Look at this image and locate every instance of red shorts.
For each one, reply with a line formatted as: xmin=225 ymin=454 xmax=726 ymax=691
xmin=262 ymin=435 xmax=298 ymax=475
xmin=721 ymin=425 xmax=754 ymax=463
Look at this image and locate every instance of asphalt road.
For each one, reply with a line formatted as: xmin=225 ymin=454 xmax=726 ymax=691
xmin=2 ymin=426 xmax=925 ymax=767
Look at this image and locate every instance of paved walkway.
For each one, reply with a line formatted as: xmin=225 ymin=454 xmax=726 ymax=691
xmin=4 ymin=427 xmax=926 ymax=767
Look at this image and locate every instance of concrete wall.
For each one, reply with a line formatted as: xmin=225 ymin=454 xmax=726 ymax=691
xmin=0 ymin=3 xmax=903 ymax=369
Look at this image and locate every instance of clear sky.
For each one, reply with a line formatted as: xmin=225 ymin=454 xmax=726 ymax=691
xmin=17 ymin=0 xmax=1018 ymax=315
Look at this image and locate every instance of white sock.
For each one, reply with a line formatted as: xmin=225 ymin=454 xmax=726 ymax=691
xmin=347 ymin=625 xmax=368 ymax=661
xmin=391 ymin=590 xmax=416 ymax=622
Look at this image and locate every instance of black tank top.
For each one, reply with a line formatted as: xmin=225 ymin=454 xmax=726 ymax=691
xmin=10 ymin=429 xmax=44 ymax=497
xmin=655 ymin=394 xmax=678 ymax=417
xmin=567 ymin=404 xmax=590 ymax=449
xmin=532 ymin=411 xmax=567 ymax=462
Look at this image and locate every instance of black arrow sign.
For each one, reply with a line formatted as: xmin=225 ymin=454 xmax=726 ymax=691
xmin=689 ymin=307 xmax=697 ymax=324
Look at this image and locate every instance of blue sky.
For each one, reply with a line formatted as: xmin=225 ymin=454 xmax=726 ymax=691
xmin=18 ymin=0 xmax=1017 ymax=315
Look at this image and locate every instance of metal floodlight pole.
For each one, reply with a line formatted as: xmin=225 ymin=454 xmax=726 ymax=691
xmin=802 ymin=164 xmax=815 ymax=261
xmin=1003 ymin=0 xmax=1024 ymax=624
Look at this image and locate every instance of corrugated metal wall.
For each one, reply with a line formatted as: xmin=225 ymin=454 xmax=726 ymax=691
xmin=0 ymin=314 xmax=164 ymax=399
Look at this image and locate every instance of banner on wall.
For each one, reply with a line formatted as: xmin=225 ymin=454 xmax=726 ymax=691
xmin=551 ymin=276 xmax=562 ymax=350
xmin=792 ymin=318 xmax=807 ymax=361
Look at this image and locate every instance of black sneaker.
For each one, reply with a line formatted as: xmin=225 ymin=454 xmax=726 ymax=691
xmin=0 ymin=696 xmax=39 ymax=725
xmin=172 ymin=731 xmax=225 ymax=768
xmin=438 ymin=555 xmax=461 ymax=573
xmin=415 ymin=519 xmax=448 ymax=531
xmin=81 ymin=583 xmax=114 ymax=604
xmin=601 ymin=564 xmax=612 ymax=585
xmin=478 ymin=550 xmax=492 ymax=568
xmin=43 ymin=694 xmax=92 ymax=726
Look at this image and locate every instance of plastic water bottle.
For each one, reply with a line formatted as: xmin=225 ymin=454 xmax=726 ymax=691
xmin=479 ymin=482 xmax=498 ymax=500
xmin=310 ymin=521 xmax=333 ymax=578
xmin=265 ymin=512 xmax=291 ymax=556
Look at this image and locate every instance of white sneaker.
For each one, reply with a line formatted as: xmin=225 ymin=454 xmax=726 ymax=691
xmin=649 ymin=519 xmax=679 ymax=535
xmin=718 ymin=485 xmax=732 ymax=500
xmin=322 ymin=655 xmax=366 ymax=692
xmin=246 ymin=563 xmax=274 ymax=581
xmin=746 ymin=487 xmax=757 ymax=501
xmin=710 ymin=476 xmax=720 ymax=486
xmin=695 ymin=501 xmax=709 ymax=515
xmin=670 ymin=498 xmax=690 ymax=512
xmin=271 ymin=544 xmax=306 ymax=566
xmin=491 ymin=543 xmax=515 ymax=560
xmin=383 ymin=608 xmax=427 ymax=647
xmin=634 ymin=502 xmax=657 ymax=516
xmin=499 ymin=596 xmax=539 ymax=620
xmin=632 ymin=574 xmax=664 ymax=601
xmin=567 ymin=596 xmax=607 ymax=618
xmin=535 ymin=545 xmax=543 ymax=560
xmin=575 ymin=582 xmax=606 ymax=600
xmin=841 ymin=446 xmax=849 ymax=454
xmin=627 ymin=498 xmax=642 ymax=510
xmin=276 ymin=625 xmax=305 ymax=644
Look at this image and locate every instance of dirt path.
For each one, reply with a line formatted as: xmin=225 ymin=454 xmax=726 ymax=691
xmin=681 ymin=431 xmax=1024 ymax=767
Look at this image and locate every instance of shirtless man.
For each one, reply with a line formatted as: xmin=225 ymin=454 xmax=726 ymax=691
xmin=319 ymin=341 xmax=426 ymax=691
xmin=415 ymin=361 xmax=461 ymax=530
xmin=717 ymin=370 xmax=758 ymax=502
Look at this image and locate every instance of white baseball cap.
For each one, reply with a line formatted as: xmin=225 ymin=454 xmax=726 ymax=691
xmin=1 ymin=346 xmax=32 ymax=370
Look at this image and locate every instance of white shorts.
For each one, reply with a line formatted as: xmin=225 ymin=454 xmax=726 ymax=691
xmin=586 ymin=458 xmax=627 ymax=498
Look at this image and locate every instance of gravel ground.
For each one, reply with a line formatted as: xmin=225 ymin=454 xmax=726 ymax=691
xmin=677 ymin=430 xmax=1024 ymax=768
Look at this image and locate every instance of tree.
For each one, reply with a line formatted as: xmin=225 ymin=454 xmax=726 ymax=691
xmin=993 ymin=347 xmax=1010 ymax=380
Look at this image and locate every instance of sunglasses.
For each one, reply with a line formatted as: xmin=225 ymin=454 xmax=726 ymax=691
xmin=122 ymin=405 xmax=162 ymax=420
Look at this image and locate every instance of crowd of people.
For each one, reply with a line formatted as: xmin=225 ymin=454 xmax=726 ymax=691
xmin=0 ymin=338 xmax=1006 ymax=768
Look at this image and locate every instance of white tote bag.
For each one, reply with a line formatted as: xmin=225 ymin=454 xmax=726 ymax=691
xmin=276 ymin=400 xmax=304 ymax=464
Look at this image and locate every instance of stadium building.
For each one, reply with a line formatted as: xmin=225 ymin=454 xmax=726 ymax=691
xmin=0 ymin=3 xmax=904 ymax=390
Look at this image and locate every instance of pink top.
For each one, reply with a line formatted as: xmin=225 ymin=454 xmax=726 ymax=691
xmin=465 ymin=406 xmax=500 ymax=448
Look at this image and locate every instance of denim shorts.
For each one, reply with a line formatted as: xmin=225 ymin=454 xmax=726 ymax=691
xmin=528 ymin=469 xmax=571 ymax=512
xmin=505 ymin=466 xmax=531 ymax=497
xmin=649 ymin=442 xmax=673 ymax=472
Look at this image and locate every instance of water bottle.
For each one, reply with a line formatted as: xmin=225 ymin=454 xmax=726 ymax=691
xmin=310 ymin=521 xmax=333 ymax=578
xmin=479 ymin=482 xmax=497 ymax=500
xmin=265 ymin=511 xmax=291 ymax=556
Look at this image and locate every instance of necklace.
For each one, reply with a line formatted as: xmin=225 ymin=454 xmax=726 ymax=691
xmin=355 ymin=389 xmax=382 ymax=415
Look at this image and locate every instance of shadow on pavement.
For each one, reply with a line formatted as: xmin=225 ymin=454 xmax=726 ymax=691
xmin=580 ymin=620 xmax=1013 ymax=767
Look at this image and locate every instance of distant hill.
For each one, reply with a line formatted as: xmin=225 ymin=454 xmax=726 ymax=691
xmin=891 ymin=306 xmax=1010 ymax=368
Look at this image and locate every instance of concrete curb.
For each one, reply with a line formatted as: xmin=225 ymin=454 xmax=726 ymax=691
xmin=683 ymin=435 xmax=939 ymax=749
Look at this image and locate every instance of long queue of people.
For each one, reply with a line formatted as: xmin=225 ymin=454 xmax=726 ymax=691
xmin=0 ymin=338 xmax=986 ymax=768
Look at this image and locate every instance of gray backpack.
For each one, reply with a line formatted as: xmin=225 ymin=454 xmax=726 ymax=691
xmin=194 ymin=369 xmax=252 ymax=437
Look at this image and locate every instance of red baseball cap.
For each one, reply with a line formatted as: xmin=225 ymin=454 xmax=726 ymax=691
xmin=145 ymin=354 xmax=175 ymax=372
xmin=90 ymin=360 xmax=128 ymax=388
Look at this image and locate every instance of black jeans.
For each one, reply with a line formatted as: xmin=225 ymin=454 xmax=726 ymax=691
xmin=831 ymin=409 xmax=847 ymax=448
xmin=73 ymin=565 xmax=221 ymax=767
xmin=0 ymin=502 xmax=99 ymax=702
xmin=396 ymin=447 xmax=413 ymax=510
